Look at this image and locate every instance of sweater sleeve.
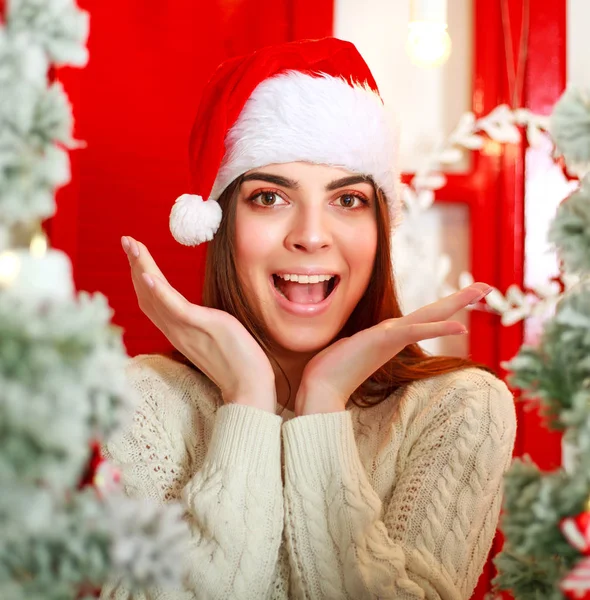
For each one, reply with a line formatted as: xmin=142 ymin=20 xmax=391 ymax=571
xmin=100 ymin=358 xmax=284 ymax=600
xmin=281 ymin=372 xmax=516 ymax=600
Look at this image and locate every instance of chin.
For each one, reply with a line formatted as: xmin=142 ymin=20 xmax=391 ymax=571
xmin=269 ymin=324 xmax=339 ymax=355
xmin=246 ymin=272 xmax=363 ymax=356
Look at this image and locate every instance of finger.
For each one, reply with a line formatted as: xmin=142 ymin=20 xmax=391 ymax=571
xmin=396 ymin=320 xmax=467 ymax=346
xmin=401 ymin=282 xmax=492 ymax=326
xmin=128 ymin=270 xmax=165 ymax=332
xmin=122 ymin=236 xmax=175 ymax=320
xmin=122 ymin=236 xmax=169 ymax=284
xmin=128 ymin=272 xmax=187 ymax=340
xmin=121 ymin=237 xmax=169 ymax=329
xmin=144 ymin=272 xmax=203 ymax=326
xmin=320 ymin=319 xmax=466 ymax=394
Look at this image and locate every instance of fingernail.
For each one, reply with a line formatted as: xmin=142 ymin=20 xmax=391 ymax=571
xmin=142 ymin=273 xmax=154 ymax=288
xmin=121 ymin=236 xmax=130 ymax=254
xmin=451 ymin=323 xmax=468 ymax=335
xmin=468 ymin=287 xmax=493 ymax=305
xmin=129 ymin=238 xmax=140 ymax=258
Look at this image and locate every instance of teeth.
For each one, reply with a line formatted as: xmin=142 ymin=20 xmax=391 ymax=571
xmin=277 ymin=274 xmax=334 ymax=284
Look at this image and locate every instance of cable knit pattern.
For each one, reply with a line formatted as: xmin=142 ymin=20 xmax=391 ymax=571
xmin=99 ymin=355 xmax=284 ymax=600
xmin=282 ymin=368 xmax=516 ymax=599
xmin=100 ymin=356 xmax=516 ymax=600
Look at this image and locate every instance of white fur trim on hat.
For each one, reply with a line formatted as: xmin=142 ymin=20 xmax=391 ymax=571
xmin=169 ymin=194 xmax=222 ymax=246
xmin=210 ymin=71 xmax=399 ymax=218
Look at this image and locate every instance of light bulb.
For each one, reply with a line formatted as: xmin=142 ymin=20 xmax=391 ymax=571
xmin=406 ymin=21 xmax=452 ymax=68
xmin=0 ymin=251 xmax=21 ymax=288
xmin=30 ymin=231 xmax=48 ymax=257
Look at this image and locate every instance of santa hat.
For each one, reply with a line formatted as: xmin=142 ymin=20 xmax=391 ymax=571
xmin=170 ymin=37 xmax=399 ymax=246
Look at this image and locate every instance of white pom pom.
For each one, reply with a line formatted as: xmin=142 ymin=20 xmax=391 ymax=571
xmin=169 ymin=194 xmax=222 ymax=246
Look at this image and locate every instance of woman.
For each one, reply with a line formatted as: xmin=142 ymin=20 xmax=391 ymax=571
xmin=101 ymin=38 xmax=516 ymax=600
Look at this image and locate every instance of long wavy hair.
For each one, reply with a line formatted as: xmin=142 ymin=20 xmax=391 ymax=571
xmin=172 ymin=173 xmax=489 ymax=408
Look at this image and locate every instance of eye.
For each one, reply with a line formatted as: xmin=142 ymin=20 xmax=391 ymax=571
xmin=336 ymin=193 xmax=368 ymax=209
xmin=250 ymin=191 xmax=287 ymax=207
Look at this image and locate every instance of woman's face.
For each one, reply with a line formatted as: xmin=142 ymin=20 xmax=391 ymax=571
xmin=234 ymin=162 xmax=378 ymax=355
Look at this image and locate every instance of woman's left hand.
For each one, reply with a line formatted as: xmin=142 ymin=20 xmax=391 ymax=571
xmin=294 ymin=282 xmax=493 ymax=417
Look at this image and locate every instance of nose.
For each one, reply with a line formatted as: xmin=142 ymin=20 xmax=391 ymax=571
xmin=284 ymin=204 xmax=332 ymax=253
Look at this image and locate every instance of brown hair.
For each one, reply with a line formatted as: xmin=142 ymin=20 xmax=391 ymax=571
xmin=173 ymin=174 xmax=490 ymax=408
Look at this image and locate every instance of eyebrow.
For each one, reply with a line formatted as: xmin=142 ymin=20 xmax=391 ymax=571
xmin=241 ymin=172 xmax=372 ymax=192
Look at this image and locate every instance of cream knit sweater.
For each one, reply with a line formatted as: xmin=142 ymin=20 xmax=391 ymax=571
xmin=100 ymin=354 xmax=516 ymax=600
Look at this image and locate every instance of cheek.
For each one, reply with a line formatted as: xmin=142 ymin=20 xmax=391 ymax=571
xmin=345 ymin=222 xmax=378 ymax=285
xmin=234 ymin=208 xmax=280 ymax=284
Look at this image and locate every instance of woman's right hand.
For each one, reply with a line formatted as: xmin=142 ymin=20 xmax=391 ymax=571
xmin=121 ymin=235 xmax=277 ymax=412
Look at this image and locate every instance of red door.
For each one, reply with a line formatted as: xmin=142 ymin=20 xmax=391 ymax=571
xmin=421 ymin=2 xmax=566 ymax=597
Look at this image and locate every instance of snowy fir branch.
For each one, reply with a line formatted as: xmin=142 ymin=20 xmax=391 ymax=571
xmin=501 ymin=280 xmax=590 ymax=433
xmin=0 ymin=1 xmax=192 ymax=597
xmin=0 ymin=292 xmax=134 ymax=490
xmin=493 ymin=550 xmax=570 ymax=600
xmin=0 ymin=0 xmax=86 ymax=241
xmin=494 ymin=459 xmax=590 ymax=598
xmin=550 ymin=87 xmax=590 ymax=180
xmin=0 ymin=489 xmax=191 ymax=600
xmin=549 ymin=175 xmax=590 ymax=275
xmin=494 ymin=85 xmax=590 ymax=598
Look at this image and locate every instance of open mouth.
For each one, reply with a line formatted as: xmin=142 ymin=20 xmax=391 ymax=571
xmin=271 ymin=273 xmax=339 ymax=305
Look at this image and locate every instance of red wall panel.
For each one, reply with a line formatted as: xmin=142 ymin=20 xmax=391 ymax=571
xmin=51 ymin=0 xmax=334 ymax=356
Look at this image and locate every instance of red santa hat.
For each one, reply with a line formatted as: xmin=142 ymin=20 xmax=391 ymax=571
xmin=170 ymin=37 xmax=399 ymax=246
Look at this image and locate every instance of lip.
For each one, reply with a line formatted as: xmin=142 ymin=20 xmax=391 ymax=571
xmin=274 ymin=268 xmax=339 ymax=277
xmin=269 ymin=274 xmax=340 ymax=316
